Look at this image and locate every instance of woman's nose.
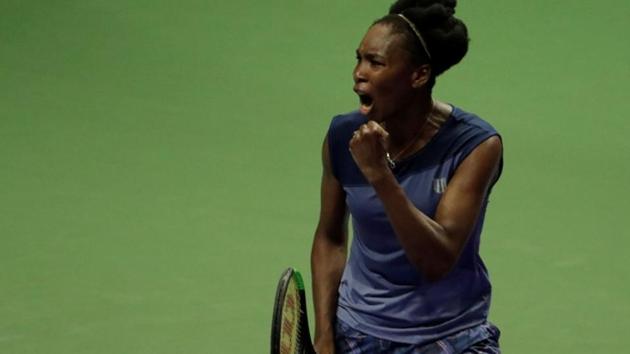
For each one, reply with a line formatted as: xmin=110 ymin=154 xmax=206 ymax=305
xmin=353 ymin=63 xmax=367 ymax=83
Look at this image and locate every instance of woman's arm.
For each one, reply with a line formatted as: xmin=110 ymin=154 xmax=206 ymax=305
xmin=311 ymin=136 xmax=348 ymax=354
xmin=350 ymin=121 xmax=502 ymax=282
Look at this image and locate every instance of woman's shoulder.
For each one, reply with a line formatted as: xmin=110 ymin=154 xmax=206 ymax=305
xmin=326 ymin=111 xmax=368 ymax=184
xmin=327 ymin=111 xmax=368 ymax=148
xmin=329 ymin=110 xmax=367 ymax=132
xmin=448 ymin=105 xmax=500 ymax=136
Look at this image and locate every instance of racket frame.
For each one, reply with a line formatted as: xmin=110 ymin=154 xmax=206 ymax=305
xmin=270 ymin=267 xmax=315 ymax=354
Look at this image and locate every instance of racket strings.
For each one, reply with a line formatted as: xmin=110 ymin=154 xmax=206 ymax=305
xmin=272 ymin=269 xmax=313 ymax=354
xmin=279 ymin=281 xmax=303 ymax=354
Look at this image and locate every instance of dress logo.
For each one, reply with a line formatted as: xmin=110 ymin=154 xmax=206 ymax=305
xmin=433 ymin=178 xmax=447 ymax=194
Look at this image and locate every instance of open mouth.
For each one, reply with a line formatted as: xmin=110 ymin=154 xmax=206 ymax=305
xmin=358 ymin=93 xmax=374 ymax=115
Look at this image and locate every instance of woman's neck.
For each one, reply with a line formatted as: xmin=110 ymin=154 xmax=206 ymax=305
xmin=384 ymin=94 xmax=434 ymax=149
xmin=382 ymin=98 xmax=453 ymax=164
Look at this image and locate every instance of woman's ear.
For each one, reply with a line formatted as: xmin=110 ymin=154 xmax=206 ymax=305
xmin=411 ymin=64 xmax=432 ymax=88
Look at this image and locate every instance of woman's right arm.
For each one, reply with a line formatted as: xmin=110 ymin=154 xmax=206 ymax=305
xmin=311 ymin=136 xmax=348 ymax=354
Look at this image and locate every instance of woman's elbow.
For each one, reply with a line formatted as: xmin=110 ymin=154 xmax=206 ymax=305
xmin=417 ymin=255 xmax=458 ymax=283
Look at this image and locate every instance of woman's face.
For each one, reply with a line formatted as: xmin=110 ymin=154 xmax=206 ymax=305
xmin=353 ymin=23 xmax=418 ymax=122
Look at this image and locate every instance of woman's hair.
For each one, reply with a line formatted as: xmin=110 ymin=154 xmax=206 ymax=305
xmin=375 ymin=0 xmax=469 ymax=88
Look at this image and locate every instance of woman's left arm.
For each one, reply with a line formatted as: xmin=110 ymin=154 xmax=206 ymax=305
xmin=350 ymin=122 xmax=502 ymax=282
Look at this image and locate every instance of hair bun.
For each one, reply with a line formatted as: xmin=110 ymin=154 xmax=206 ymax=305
xmin=444 ymin=0 xmax=456 ymax=15
xmin=390 ymin=0 xmax=457 ymax=15
xmin=383 ymin=0 xmax=469 ymax=82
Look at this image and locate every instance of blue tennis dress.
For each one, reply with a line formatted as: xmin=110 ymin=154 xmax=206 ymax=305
xmin=327 ymin=106 xmax=502 ymax=346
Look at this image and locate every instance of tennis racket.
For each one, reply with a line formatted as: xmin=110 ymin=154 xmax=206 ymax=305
xmin=270 ymin=267 xmax=315 ymax=354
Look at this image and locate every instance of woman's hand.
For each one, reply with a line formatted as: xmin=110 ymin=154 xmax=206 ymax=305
xmin=349 ymin=121 xmax=391 ymax=183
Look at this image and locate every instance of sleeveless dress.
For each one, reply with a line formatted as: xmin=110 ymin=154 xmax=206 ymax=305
xmin=327 ymin=106 xmax=502 ymax=346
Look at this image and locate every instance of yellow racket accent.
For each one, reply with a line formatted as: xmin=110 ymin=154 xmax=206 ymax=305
xmin=279 ymin=277 xmax=301 ymax=354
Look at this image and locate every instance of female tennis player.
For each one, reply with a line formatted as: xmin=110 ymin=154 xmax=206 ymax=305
xmin=310 ymin=1 xmax=503 ymax=353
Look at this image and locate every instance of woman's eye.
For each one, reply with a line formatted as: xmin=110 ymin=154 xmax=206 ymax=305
xmin=370 ymin=59 xmax=384 ymax=66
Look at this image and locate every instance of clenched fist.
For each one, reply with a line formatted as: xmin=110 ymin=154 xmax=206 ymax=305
xmin=349 ymin=121 xmax=392 ymax=182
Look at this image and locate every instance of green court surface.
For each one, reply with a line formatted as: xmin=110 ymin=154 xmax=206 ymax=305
xmin=1 ymin=1 xmax=629 ymax=353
